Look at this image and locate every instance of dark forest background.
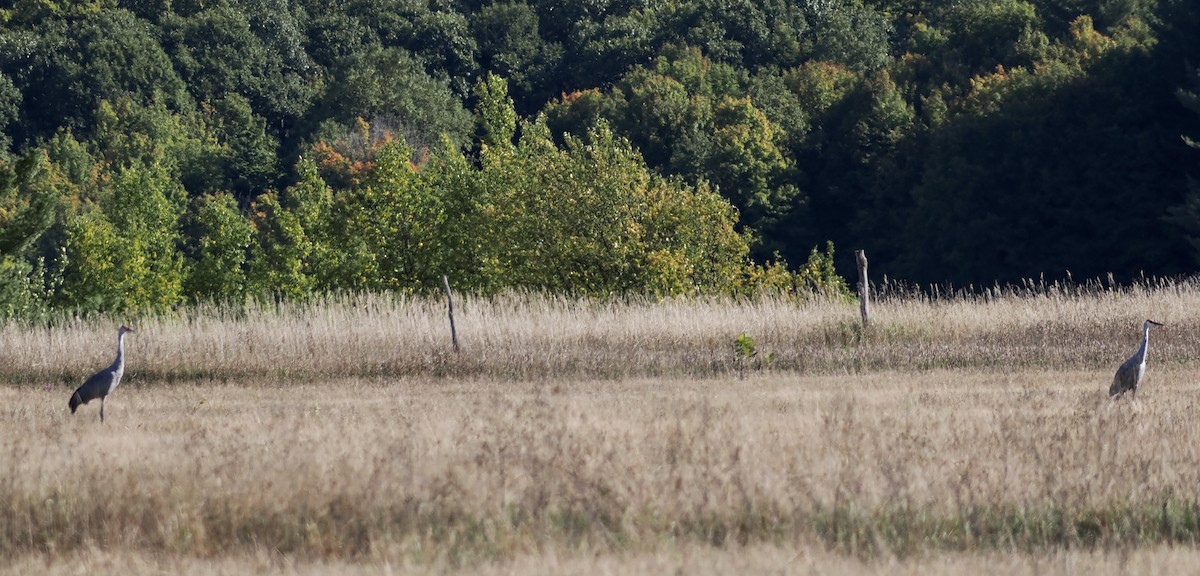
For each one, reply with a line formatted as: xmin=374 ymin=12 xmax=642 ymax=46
xmin=2 ymin=0 xmax=1200 ymax=315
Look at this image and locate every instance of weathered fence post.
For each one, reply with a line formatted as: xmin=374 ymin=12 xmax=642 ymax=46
xmin=442 ymin=275 xmax=459 ymax=352
xmin=855 ymin=249 xmax=870 ymax=328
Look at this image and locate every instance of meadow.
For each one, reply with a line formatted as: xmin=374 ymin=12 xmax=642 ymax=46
xmin=3 ymin=280 xmax=1200 ymax=574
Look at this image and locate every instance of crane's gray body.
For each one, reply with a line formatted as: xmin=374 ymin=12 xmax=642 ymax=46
xmin=69 ymin=325 xmax=132 ymax=421
xmin=1109 ymin=319 xmax=1161 ymax=400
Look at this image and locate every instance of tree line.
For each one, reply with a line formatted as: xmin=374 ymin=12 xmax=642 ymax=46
xmin=1 ymin=0 xmax=1198 ymax=316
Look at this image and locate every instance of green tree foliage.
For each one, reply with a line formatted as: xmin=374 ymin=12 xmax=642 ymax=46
xmin=0 ymin=9 xmax=189 ymax=148
xmin=706 ymin=96 xmax=798 ymax=238
xmin=246 ymin=191 xmax=311 ymax=301
xmin=303 ymin=98 xmax=760 ymax=296
xmin=661 ymin=0 xmax=810 ymax=68
xmin=59 ymin=160 xmax=186 ymax=313
xmin=164 ymin=1 xmax=314 ymax=135
xmin=317 ymin=44 xmax=473 ymax=151
xmin=0 ymin=152 xmax=56 ymax=260
xmin=409 ymin=9 xmax=478 ymax=96
xmin=336 ymin=138 xmax=443 ymax=290
xmin=240 ymin=0 xmax=317 ymax=132
xmin=0 ymin=73 xmax=20 ymax=157
xmin=0 ymin=256 xmax=40 ymax=319
xmin=474 ymin=73 xmax=518 ymax=150
xmin=184 ymin=192 xmax=256 ymax=302
xmin=90 ymin=97 xmax=225 ymax=198
xmin=2 ymin=0 xmax=1199 ymax=311
xmin=246 ymin=157 xmax=335 ymax=300
xmin=541 ymin=88 xmax=621 ymax=146
xmin=746 ymin=70 xmax=810 ymax=151
xmin=0 ymin=151 xmax=59 ymax=317
xmin=904 ymin=17 xmax=1186 ymax=284
xmin=796 ymin=69 xmax=916 ymax=272
xmin=470 ymin=114 xmax=754 ymax=296
xmin=164 ymin=2 xmax=270 ymax=107
xmin=470 ymin=2 xmax=562 ymax=106
xmin=804 ymin=0 xmax=892 ymax=72
xmin=551 ymin=48 xmax=800 ymax=257
xmin=210 ymin=94 xmax=279 ymax=195
xmin=1164 ymin=9 xmax=1200 ymax=265
xmin=563 ymin=5 xmax=658 ymax=90
xmin=943 ymin=0 xmax=1047 ymax=75
xmin=304 ymin=9 xmax=378 ymax=71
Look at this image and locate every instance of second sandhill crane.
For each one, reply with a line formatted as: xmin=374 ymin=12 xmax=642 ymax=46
xmin=69 ymin=325 xmax=135 ymax=421
xmin=1109 ymin=319 xmax=1163 ymax=400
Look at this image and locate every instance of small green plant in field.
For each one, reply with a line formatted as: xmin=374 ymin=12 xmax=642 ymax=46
xmin=734 ymin=332 xmax=775 ymax=377
xmin=734 ymin=332 xmax=757 ymax=361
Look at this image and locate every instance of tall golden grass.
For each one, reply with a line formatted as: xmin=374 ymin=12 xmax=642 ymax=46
xmin=2 ymin=278 xmax=1197 ymax=384
xmin=2 ymin=280 xmax=1200 ymax=573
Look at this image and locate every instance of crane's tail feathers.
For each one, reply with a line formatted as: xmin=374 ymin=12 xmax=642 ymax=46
xmin=69 ymin=391 xmax=83 ymax=414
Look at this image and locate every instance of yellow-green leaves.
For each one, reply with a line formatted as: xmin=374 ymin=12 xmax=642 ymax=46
xmin=470 ymin=116 xmax=752 ymax=296
xmin=474 ymin=72 xmax=518 ymax=151
xmin=58 ymin=160 xmax=185 ymax=313
xmin=185 ymin=193 xmax=255 ymax=303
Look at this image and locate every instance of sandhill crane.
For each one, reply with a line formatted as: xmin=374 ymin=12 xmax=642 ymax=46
xmin=69 ymin=325 xmax=135 ymax=421
xmin=1109 ymin=319 xmax=1163 ymax=400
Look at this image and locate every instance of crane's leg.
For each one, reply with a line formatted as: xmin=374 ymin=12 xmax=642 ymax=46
xmin=100 ymin=398 xmax=105 ymax=422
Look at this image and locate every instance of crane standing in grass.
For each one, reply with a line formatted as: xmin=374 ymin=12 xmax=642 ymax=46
xmin=1109 ymin=319 xmax=1163 ymax=400
xmin=69 ymin=325 xmax=135 ymax=422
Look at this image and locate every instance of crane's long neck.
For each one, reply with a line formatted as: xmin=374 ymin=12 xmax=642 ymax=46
xmin=111 ymin=331 xmax=127 ymax=375
xmin=1137 ymin=325 xmax=1151 ymax=365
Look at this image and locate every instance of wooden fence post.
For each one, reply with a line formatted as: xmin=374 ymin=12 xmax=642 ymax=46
xmin=855 ymin=249 xmax=870 ymax=328
xmin=442 ymin=275 xmax=459 ymax=352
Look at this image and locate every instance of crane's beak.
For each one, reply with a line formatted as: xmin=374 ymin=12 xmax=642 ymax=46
xmin=1148 ymin=319 xmax=1164 ymax=326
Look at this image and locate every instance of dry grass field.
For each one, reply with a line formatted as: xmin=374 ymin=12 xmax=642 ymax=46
xmin=3 ymin=281 xmax=1200 ymax=573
